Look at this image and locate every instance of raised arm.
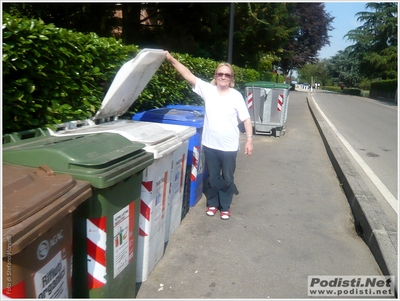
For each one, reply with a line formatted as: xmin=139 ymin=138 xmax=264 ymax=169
xmin=165 ymin=51 xmax=197 ymax=87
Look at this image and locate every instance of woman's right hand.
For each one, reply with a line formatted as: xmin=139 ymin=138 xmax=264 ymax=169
xmin=165 ymin=51 xmax=172 ymax=61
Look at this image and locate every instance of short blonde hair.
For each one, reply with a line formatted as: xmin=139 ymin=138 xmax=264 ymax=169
xmin=210 ymin=63 xmax=235 ymax=88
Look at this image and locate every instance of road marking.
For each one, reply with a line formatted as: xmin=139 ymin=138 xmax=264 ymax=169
xmin=311 ymin=96 xmax=398 ymax=214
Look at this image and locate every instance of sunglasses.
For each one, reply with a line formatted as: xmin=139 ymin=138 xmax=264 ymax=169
xmin=216 ymin=72 xmax=232 ymax=79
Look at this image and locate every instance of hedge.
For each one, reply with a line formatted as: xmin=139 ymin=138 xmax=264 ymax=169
xmin=321 ymin=86 xmax=361 ymax=96
xmin=3 ymin=12 xmax=269 ymax=134
xmin=370 ymin=79 xmax=397 ymax=100
xmin=3 ymin=12 xmax=141 ymax=133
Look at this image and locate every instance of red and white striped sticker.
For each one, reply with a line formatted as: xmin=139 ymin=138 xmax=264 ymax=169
xmin=277 ymin=94 xmax=283 ymax=111
xmin=139 ymin=171 xmax=168 ymax=237
xmin=247 ymin=92 xmax=253 ymax=109
xmin=139 ymin=181 xmax=152 ymax=237
xmin=191 ymin=146 xmax=200 ymax=181
xmin=87 ymin=217 xmax=107 ymax=289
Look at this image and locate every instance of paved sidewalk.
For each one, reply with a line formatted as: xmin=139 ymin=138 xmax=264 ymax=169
xmin=135 ymin=91 xmax=385 ymax=299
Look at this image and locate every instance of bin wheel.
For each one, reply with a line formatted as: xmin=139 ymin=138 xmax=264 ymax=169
xmin=281 ymin=126 xmax=287 ymax=136
xmin=274 ymin=126 xmax=286 ymax=137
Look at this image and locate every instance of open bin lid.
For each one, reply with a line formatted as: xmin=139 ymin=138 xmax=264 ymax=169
xmin=132 ymin=108 xmax=204 ymax=128
xmin=94 ymin=48 xmax=166 ymax=120
xmin=2 ymin=164 xmax=92 ymax=255
xmin=2 ymin=132 xmax=154 ymax=189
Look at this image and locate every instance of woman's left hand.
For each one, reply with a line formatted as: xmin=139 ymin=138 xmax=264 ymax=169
xmin=244 ymin=140 xmax=253 ymax=156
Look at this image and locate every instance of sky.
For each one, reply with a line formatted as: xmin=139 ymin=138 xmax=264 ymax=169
xmin=318 ymin=1 xmax=371 ymax=59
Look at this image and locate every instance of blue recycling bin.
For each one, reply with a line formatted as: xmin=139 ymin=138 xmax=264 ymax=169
xmin=132 ymin=107 xmax=205 ymax=218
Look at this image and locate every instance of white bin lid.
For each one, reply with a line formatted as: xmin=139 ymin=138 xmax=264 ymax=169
xmin=153 ymin=122 xmax=196 ymax=141
xmin=93 ymin=48 xmax=166 ymax=120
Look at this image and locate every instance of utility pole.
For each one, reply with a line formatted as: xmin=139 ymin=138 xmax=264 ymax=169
xmin=227 ymin=3 xmax=235 ymax=64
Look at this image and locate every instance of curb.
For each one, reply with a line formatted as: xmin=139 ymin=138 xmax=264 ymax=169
xmin=306 ymin=96 xmax=398 ymax=293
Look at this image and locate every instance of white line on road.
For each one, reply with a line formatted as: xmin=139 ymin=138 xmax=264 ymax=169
xmin=311 ymin=96 xmax=398 ymax=214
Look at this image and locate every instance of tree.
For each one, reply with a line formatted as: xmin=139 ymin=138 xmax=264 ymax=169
xmin=326 ymin=48 xmax=362 ymax=87
xmin=2 ymin=3 xmax=119 ymax=37
xmin=280 ymin=3 xmax=334 ymax=76
xmin=3 ymin=3 xmax=335 ymax=76
xmin=232 ymin=3 xmax=297 ymax=68
xmin=297 ymin=61 xmax=332 ymax=86
xmin=153 ymin=3 xmax=230 ymax=59
xmin=297 ymin=63 xmax=319 ymax=84
xmin=219 ymin=3 xmax=334 ymax=77
xmin=317 ymin=60 xmax=334 ymax=86
xmin=344 ymin=2 xmax=398 ymax=79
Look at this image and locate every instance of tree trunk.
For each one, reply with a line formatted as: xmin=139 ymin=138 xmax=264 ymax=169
xmin=121 ymin=3 xmax=142 ymax=45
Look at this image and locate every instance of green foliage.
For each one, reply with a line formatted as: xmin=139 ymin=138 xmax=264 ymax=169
xmin=345 ymin=2 xmax=398 ymax=80
xmin=321 ymin=86 xmax=361 ymax=96
xmin=326 ymin=48 xmax=362 ymax=87
xmin=358 ymin=78 xmax=372 ymax=91
xmin=132 ymin=52 xmax=269 ymax=114
xmin=370 ymin=79 xmax=397 ymax=91
xmin=5 ymin=3 xmax=336 ymax=78
xmin=342 ymin=88 xmax=361 ymax=96
xmin=3 ymin=12 xmax=139 ymax=133
xmin=3 ymin=12 xmax=269 ymax=133
xmin=322 ymin=86 xmax=342 ymax=93
xmin=369 ymin=79 xmax=397 ymax=100
xmin=279 ymin=3 xmax=334 ymax=73
xmin=297 ymin=63 xmax=320 ymax=84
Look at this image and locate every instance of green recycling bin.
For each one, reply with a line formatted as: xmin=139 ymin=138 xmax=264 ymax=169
xmin=244 ymin=81 xmax=290 ymax=137
xmin=3 ymin=129 xmax=154 ymax=298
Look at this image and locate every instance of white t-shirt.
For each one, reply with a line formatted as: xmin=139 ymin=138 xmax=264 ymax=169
xmin=193 ymin=78 xmax=250 ymax=151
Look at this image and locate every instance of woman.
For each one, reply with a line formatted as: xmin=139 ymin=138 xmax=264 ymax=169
xmin=165 ymin=51 xmax=253 ymax=220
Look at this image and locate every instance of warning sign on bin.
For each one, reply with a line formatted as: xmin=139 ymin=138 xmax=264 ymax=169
xmin=113 ymin=203 xmax=135 ymax=278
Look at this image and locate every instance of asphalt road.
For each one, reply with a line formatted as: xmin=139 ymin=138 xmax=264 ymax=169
xmin=135 ymin=90 xmax=389 ymax=299
xmin=311 ymin=90 xmax=398 ymax=211
xmin=310 ymin=90 xmax=398 ymax=233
